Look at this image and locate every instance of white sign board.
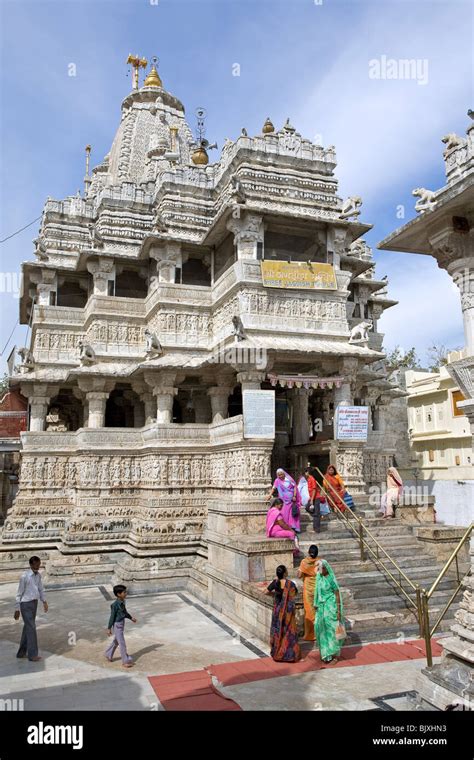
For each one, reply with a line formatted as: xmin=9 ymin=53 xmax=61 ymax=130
xmin=243 ymin=390 xmax=275 ymax=439
xmin=335 ymin=405 xmax=369 ymax=441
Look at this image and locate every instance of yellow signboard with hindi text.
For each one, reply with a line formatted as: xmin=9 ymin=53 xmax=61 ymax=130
xmin=260 ymin=260 xmax=337 ymax=290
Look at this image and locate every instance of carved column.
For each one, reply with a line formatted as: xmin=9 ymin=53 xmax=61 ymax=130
xmin=78 ymin=378 xmax=115 ymax=429
xmin=289 ymin=387 xmax=311 ymax=445
xmin=132 ymin=381 xmax=155 ymax=426
xmin=149 ymin=242 xmax=182 ymax=285
xmin=87 ymin=258 xmax=115 ymax=296
xmin=144 ymin=371 xmax=178 ymax=424
xmin=236 ymin=369 xmax=265 ymax=391
xmin=21 ymin=384 xmax=60 ymax=432
xmin=208 ymin=386 xmax=232 ymax=423
xmin=30 ymin=270 xmax=57 ymax=306
xmin=226 ymin=212 xmax=264 ymax=260
xmin=193 ymin=392 xmax=211 ymax=423
xmin=88 ymin=393 xmax=109 ymax=428
xmin=334 ymin=442 xmax=366 ymax=499
xmin=334 ymin=358 xmax=357 ymax=410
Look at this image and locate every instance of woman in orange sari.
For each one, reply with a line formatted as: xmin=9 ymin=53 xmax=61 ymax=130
xmin=323 ymin=465 xmax=347 ymax=513
xmin=298 ymin=545 xmax=320 ymax=641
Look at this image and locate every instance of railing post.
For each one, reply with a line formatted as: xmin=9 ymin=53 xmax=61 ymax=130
xmin=416 ymin=586 xmax=423 ymax=638
xmin=359 ymin=522 xmax=365 ymax=561
xmin=421 ymin=590 xmax=433 ymax=667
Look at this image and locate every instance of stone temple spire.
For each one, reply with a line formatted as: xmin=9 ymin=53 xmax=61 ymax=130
xmin=86 ymin=55 xmax=196 ymax=192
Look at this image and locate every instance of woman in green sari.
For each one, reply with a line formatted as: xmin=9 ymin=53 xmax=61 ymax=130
xmin=314 ymin=559 xmax=344 ymax=663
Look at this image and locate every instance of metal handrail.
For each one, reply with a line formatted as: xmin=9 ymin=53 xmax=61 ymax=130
xmin=314 ymin=468 xmax=419 ymax=611
xmin=426 ymin=523 xmax=472 ymax=599
xmin=417 ymin=522 xmax=472 ymax=666
xmin=306 ymin=468 xmax=472 ymax=665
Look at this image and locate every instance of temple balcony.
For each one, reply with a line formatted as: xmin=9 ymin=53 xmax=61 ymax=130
xmin=20 ymin=414 xmax=246 ymax=451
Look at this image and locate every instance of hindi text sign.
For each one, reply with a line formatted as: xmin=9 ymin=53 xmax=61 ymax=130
xmin=261 ymin=260 xmax=337 ymax=290
xmin=243 ymin=390 xmax=275 ymax=439
xmin=335 ymin=406 xmax=369 ymax=441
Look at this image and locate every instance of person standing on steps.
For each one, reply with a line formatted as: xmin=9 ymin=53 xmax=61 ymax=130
xmin=267 ymin=468 xmax=302 ymax=536
xmin=314 ymin=559 xmax=344 ymax=664
xmin=298 ymin=468 xmax=328 ymax=533
xmin=298 ymin=544 xmax=321 ymax=641
xmin=265 ymin=564 xmax=301 ymax=663
xmin=323 ymin=465 xmax=347 ymax=514
xmin=14 ymin=555 xmax=48 ymax=662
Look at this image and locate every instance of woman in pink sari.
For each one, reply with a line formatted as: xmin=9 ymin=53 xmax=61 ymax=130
xmin=267 ymin=468 xmax=301 ymax=533
xmin=266 ymin=498 xmax=300 ymax=555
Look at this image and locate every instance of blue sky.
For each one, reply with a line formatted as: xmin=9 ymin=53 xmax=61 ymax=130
xmin=0 ymin=0 xmax=472 ymax=372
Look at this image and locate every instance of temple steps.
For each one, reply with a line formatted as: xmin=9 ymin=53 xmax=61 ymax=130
xmin=293 ymin=509 xmax=462 ymax=644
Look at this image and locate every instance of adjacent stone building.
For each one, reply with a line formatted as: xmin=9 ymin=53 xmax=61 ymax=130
xmin=3 ymin=59 xmax=400 ymax=602
xmin=379 ymin=112 xmax=474 ymax=711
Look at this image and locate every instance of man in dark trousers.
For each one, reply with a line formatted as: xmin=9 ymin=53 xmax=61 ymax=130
xmin=14 ymin=556 xmax=48 ymax=662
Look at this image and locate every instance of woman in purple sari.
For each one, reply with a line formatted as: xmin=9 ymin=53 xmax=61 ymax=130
xmin=267 ymin=468 xmax=301 ymax=533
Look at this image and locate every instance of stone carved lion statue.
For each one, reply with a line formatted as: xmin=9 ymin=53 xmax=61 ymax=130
xmin=340 ymin=196 xmax=363 ymax=219
xmin=349 ymin=320 xmax=373 ymax=344
xmin=412 ymin=188 xmax=437 ymax=213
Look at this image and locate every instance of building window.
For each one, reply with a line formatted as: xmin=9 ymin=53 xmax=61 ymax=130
xmin=455 ymin=454 xmax=461 ymax=466
xmin=428 ymin=449 xmax=435 ymax=462
xmin=452 ymin=390 xmax=465 ymax=417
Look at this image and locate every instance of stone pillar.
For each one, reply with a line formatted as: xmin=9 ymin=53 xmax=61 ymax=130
xmin=208 ymin=386 xmax=232 ymax=423
xmin=78 ymin=379 xmax=114 ymax=429
xmin=449 ymin=257 xmax=474 ymax=356
xmin=87 ymin=392 xmax=109 ymax=428
xmin=289 ymin=387 xmax=311 ymax=446
xmin=193 ymin=392 xmax=211 ymax=424
xmin=334 ymin=442 xmax=366 ymax=499
xmin=429 ymin=228 xmax=474 ymax=355
xmin=370 ymin=302 xmax=384 ymax=335
xmin=30 ymin=270 xmax=57 ymax=306
xmin=150 ymin=242 xmax=182 ymax=285
xmin=226 ymin=212 xmax=264 ymax=260
xmin=132 ymin=382 xmax=154 ymax=426
xmin=236 ymin=370 xmax=265 ymax=391
xmin=21 ymin=384 xmax=59 ymax=432
xmin=87 ymin=258 xmax=115 ymax=296
xmin=144 ymin=371 xmax=178 ymax=424
xmin=30 ymin=396 xmax=51 ymax=431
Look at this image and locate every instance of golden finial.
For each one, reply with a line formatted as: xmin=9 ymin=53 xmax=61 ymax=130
xmin=144 ymin=56 xmax=162 ymax=88
xmin=191 ymin=146 xmax=209 ymax=165
xmin=262 ymin=117 xmax=275 ymax=134
xmin=127 ymin=54 xmax=148 ymax=90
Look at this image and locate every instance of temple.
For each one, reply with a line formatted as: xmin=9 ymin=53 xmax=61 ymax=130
xmin=3 ymin=57 xmax=401 ymax=618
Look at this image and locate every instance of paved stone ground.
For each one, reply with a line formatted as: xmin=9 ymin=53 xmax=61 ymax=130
xmin=0 ymin=581 xmax=441 ymax=711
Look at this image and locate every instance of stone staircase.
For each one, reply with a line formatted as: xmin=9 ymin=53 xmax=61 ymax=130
xmin=296 ymin=505 xmax=464 ymax=644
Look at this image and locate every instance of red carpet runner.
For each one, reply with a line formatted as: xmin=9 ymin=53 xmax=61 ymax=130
xmin=148 ymin=638 xmax=442 ymax=711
